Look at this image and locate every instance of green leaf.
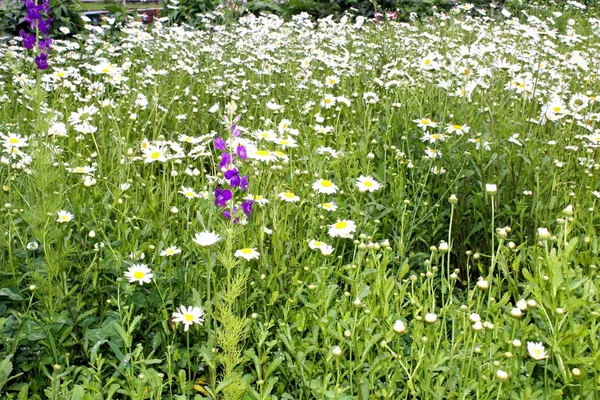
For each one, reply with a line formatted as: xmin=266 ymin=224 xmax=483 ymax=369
xmin=0 ymin=288 xmax=23 ymax=301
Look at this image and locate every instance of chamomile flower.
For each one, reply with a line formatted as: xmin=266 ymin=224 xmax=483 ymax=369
xmin=160 ymin=246 xmax=182 ymax=257
xmin=446 ymin=124 xmax=470 ymax=135
xmin=1 ymin=133 xmax=28 ymax=148
xmin=527 ymin=342 xmax=548 ymax=360
xmin=279 ymin=191 xmax=300 ymax=202
xmin=414 ymin=118 xmax=438 ymax=130
xmin=193 ymin=231 xmax=221 ymax=247
xmin=356 ymin=176 xmax=382 ymax=192
xmin=312 ymin=179 xmax=338 ymax=194
xmin=124 ymin=264 xmax=153 ymax=285
xmin=248 ymin=148 xmax=276 ymax=163
xmin=328 ymin=220 xmax=356 ymax=238
xmin=320 ymin=244 xmax=335 ymax=256
xmin=143 ymin=145 xmax=168 ymax=163
xmin=179 ymin=186 xmax=199 ymax=199
xmin=235 ymin=248 xmax=260 ymax=261
xmin=309 ymin=239 xmax=328 ymax=250
xmin=322 ymin=94 xmax=336 ymax=109
xmin=56 ymin=210 xmax=74 ymax=223
xmin=325 ymin=75 xmax=339 ymax=87
xmin=68 ymin=105 xmax=99 ymax=125
xmin=318 ymin=201 xmax=338 ymax=211
xmin=172 ymin=305 xmax=204 ymax=331
xmin=67 ymin=165 xmax=96 ymax=175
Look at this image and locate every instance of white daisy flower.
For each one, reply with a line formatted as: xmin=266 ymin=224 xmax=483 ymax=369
xmin=160 ymin=246 xmax=182 ymax=257
xmin=124 ymin=264 xmax=153 ymax=285
xmin=234 ymin=248 xmax=260 ymax=261
xmin=193 ymin=231 xmax=221 ymax=247
xmin=172 ymin=305 xmax=204 ymax=331
xmin=56 ymin=210 xmax=74 ymax=223
xmin=328 ymin=220 xmax=356 ymax=238
xmin=278 ymin=191 xmax=300 ymax=202
xmin=356 ymin=176 xmax=382 ymax=192
xmin=318 ymin=201 xmax=338 ymax=212
xmin=312 ymin=179 xmax=338 ymax=194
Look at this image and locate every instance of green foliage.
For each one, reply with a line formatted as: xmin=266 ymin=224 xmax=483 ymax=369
xmin=2 ymin=1 xmax=600 ymax=398
xmin=159 ymin=0 xmax=219 ymax=27
xmin=0 ymin=0 xmax=85 ymax=38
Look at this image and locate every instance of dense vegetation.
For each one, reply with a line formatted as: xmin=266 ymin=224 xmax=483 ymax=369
xmin=1 ymin=0 xmax=599 ymax=398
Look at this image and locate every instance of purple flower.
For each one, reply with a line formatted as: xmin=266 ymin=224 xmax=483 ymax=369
xmin=39 ymin=36 xmax=52 ymax=52
xmin=214 ymin=137 xmax=226 ymax=151
xmin=38 ymin=17 xmax=52 ymax=35
xmin=242 ymin=200 xmax=253 ymax=218
xmin=35 ymin=52 xmax=48 ymax=70
xmin=19 ymin=29 xmax=36 ymax=50
xmin=239 ymin=175 xmax=249 ymax=191
xmin=236 ymin=145 xmax=247 ymax=161
xmin=222 ymin=207 xmax=241 ymax=224
xmin=25 ymin=5 xmax=43 ymax=28
xmin=219 ymin=152 xmax=233 ymax=170
xmin=224 ymin=168 xmax=240 ymax=187
xmin=214 ymin=187 xmax=232 ymax=207
xmin=231 ymin=125 xmax=240 ymax=138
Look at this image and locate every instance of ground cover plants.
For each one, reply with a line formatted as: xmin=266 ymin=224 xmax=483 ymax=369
xmin=1 ymin=1 xmax=600 ymax=398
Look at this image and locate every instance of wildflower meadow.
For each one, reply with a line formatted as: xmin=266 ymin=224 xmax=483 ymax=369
xmin=1 ymin=1 xmax=600 ymax=398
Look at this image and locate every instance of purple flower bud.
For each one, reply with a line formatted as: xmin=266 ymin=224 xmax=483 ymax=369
xmin=214 ymin=137 xmax=226 ymax=151
xmin=233 ymin=114 xmax=242 ymax=122
xmin=231 ymin=126 xmax=240 ymax=138
xmin=35 ymin=52 xmax=48 ymax=70
xmin=19 ymin=29 xmax=36 ymax=50
xmin=214 ymin=187 xmax=232 ymax=207
xmin=236 ymin=145 xmax=247 ymax=161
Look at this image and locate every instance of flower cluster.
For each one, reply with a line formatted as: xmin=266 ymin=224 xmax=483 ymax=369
xmin=19 ymin=0 xmax=53 ymax=70
xmin=213 ymin=102 xmax=253 ymax=224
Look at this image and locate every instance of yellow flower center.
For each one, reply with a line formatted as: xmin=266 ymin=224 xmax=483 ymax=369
xmin=284 ymin=192 xmax=295 ymax=198
xmin=453 ymin=124 xmax=462 ymax=130
xmin=75 ymin=167 xmax=85 ymax=173
xmin=553 ymin=106 xmax=561 ymax=113
xmin=280 ymin=140 xmax=289 ymax=145
xmin=184 ymin=314 xmax=194 ymax=321
xmin=321 ymin=180 xmax=333 ymax=187
xmin=60 ymin=216 xmax=69 ymax=221
xmin=241 ymin=248 xmax=253 ymax=254
xmin=323 ymin=203 xmax=332 ymax=208
xmin=256 ymin=150 xmax=270 ymax=156
xmin=133 ymin=271 xmax=145 ymax=279
xmin=424 ymin=59 xmax=431 ymax=65
xmin=150 ymin=151 xmax=161 ymax=159
xmin=421 ymin=119 xmax=430 ymax=125
xmin=335 ymin=221 xmax=347 ymax=229
xmin=313 ymin=241 xmax=323 ymax=247
xmin=325 ymin=98 xmax=332 ymax=104
xmin=329 ymin=79 xmax=336 ymax=85
xmin=185 ymin=191 xmax=195 ymax=197
xmin=364 ymin=181 xmax=373 ymax=187
xmin=9 ymin=138 xmax=19 ymax=144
